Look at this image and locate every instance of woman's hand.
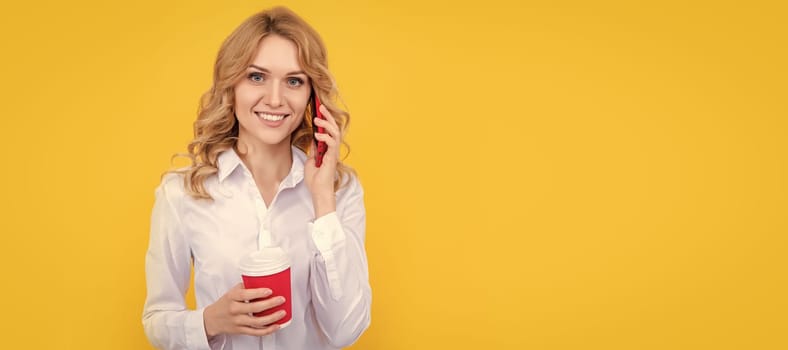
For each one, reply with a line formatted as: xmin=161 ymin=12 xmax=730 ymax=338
xmin=305 ymin=104 xmax=340 ymax=218
xmin=203 ymin=283 xmax=287 ymax=338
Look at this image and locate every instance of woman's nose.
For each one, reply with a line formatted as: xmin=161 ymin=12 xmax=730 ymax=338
xmin=264 ymin=83 xmax=283 ymax=107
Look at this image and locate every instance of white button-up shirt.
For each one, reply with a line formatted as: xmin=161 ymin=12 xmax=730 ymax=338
xmin=143 ymin=146 xmax=371 ymax=349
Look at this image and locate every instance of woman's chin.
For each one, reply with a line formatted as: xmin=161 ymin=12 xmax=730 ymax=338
xmin=239 ymin=132 xmax=292 ymax=148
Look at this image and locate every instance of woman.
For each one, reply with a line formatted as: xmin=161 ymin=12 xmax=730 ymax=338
xmin=142 ymin=7 xmax=371 ymax=349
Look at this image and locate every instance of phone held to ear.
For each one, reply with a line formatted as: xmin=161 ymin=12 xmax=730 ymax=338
xmin=312 ymin=91 xmax=328 ymax=167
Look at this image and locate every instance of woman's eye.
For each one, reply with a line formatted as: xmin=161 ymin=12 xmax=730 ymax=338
xmin=287 ymin=77 xmax=304 ymax=87
xmin=248 ymin=73 xmax=264 ymax=83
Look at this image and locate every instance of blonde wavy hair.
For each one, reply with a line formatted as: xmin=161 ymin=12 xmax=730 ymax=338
xmin=172 ymin=6 xmax=354 ymax=200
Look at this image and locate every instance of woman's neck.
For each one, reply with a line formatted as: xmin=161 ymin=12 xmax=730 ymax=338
xmin=235 ymin=137 xmax=293 ymax=186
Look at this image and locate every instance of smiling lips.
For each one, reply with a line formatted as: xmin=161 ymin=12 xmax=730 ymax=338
xmin=255 ymin=112 xmax=290 ymax=122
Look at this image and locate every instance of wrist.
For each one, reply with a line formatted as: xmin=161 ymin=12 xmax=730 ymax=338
xmin=313 ymin=193 xmax=336 ymax=218
xmin=203 ymin=305 xmax=218 ymax=338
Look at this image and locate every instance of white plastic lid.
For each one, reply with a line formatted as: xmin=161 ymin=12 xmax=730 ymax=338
xmin=239 ymin=247 xmax=290 ymax=276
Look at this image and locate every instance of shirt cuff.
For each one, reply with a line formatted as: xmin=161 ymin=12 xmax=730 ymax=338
xmin=311 ymin=212 xmax=345 ymax=251
xmin=309 ymin=211 xmax=345 ymax=300
xmin=185 ymin=308 xmax=212 ymax=350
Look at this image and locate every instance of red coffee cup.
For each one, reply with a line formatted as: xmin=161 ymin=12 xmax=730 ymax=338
xmin=239 ymin=247 xmax=292 ymax=328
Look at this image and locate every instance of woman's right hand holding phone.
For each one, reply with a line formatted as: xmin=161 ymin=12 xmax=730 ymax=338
xmin=203 ymin=283 xmax=287 ymax=337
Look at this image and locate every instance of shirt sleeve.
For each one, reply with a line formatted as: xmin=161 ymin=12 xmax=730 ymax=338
xmin=308 ymin=175 xmax=372 ymax=348
xmin=142 ymin=178 xmax=213 ymax=350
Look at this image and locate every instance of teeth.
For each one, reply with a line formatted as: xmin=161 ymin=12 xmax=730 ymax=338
xmin=256 ymin=112 xmax=287 ymax=121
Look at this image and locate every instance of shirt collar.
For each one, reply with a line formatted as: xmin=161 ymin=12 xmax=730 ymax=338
xmin=285 ymin=146 xmax=306 ymax=189
xmin=217 ymin=147 xmax=242 ymax=183
xmin=217 ymin=146 xmax=306 ymax=187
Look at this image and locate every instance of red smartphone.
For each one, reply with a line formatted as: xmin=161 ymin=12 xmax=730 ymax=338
xmin=311 ymin=91 xmax=328 ymax=167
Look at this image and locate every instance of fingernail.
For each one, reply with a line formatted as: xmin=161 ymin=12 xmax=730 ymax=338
xmin=261 ymin=289 xmax=272 ymax=296
xmin=278 ymin=296 xmax=286 ymax=303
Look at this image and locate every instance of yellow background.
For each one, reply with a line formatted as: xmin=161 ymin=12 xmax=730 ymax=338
xmin=1 ymin=0 xmax=785 ymax=349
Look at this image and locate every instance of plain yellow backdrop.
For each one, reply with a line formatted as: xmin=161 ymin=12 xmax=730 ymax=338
xmin=0 ymin=0 xmax=785 ymax=349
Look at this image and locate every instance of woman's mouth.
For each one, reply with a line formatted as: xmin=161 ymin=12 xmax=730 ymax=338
xmin=255 ymin=112 xmax=290 ymax=121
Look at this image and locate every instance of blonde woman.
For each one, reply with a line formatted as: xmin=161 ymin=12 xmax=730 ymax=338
xmin=143 ymin=7 xmax=371 ymax=349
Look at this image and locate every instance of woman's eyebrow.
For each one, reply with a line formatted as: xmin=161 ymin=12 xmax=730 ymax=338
xmin=248 ymin=64 xmax=306 ymax=76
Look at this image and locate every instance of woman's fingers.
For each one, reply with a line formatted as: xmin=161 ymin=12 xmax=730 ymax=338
xmin=319 ymin=104 xmax=339 ymax=129
xmin=314 ymin=133 xmax=339 ymax=163
xmin=312 ymin=105 xmax=343 ymax=168
xmin=238 ymin=324 xmax=280 ymax=337
xmin=314 ymin=132 xmax=338 ymax=149
xmin=315 ymin=106 xmax=341 ymax=139
xmin=314 ymin=115 xmax=340 ymax=141
xmin=233 ymin=301 xmax=287 ymax=333
xmin=246 ymin=296 xmax=287 ymax=314
xmin=245 ymin=310 xmax=287 ymax=328
xmin=206 ymin=284 xmax=286 ymax=337
xmin=229 ymin=295 xmax=286 ymax=316
xmin=231 ymin=285 xmax=272 ymax=302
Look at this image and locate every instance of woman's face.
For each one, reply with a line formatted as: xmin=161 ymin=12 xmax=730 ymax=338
xmin=234 ymin=34 xmax=311 ymax=150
